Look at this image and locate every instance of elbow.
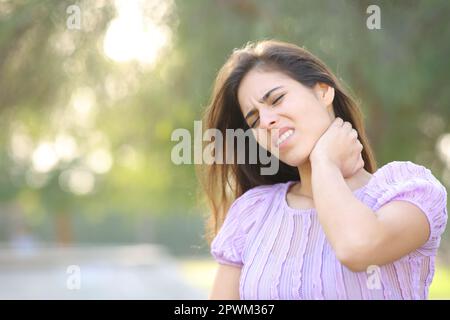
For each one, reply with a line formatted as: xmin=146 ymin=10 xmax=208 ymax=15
xmin=335 ymin=241 xmax=375 ymax=273
xmin=337 ymin=253 xmax=370 ymax=273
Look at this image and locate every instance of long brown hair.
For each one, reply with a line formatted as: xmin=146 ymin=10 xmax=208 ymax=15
xmin=198 ymin=39 xmax=377 ymax=245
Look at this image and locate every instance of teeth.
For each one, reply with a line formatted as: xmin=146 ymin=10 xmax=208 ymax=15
xmin=276 ymin=129 xmax=294 ymax=147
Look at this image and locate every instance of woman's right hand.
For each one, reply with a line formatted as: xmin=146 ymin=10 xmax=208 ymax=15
xmin=310 ymin=117 xmax=365 ymax=178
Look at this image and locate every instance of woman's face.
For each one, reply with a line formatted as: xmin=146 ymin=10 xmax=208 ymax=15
xmin=237 ymin=68 xmax=336 ymax=167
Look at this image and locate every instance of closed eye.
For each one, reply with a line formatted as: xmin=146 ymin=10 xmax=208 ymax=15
xmin=250 ymin=117 xmax=259 ymax=129
xmin=272 ymin=94 xmax=285 ymax=105
xmin=249 ymin=94 xmax=285 ymax=128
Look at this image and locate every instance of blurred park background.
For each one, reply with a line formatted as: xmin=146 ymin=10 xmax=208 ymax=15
xmin=0 ymin=0 xmax=449 ymax=299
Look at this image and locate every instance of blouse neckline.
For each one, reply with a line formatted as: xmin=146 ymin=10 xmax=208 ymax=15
xmin=282 ymin=175 xmax=374 ymax=215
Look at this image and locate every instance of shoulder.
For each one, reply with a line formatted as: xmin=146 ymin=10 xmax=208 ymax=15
xmin=219 ymin=182 xmax=287 ymax=235
xmin=373 ymin=160 xmax=441 ymax=181
xmin=210 ymin=182 xmax=287 ymax=266
xmin=367 ymin=160 xmax=447 ymax=207
xmin=368 ymin=161 xmax=446 ymax=195
xmin=366 ymin=160 xmax=448 ymax=251
xmin=222 ymin=182 xmax=285 ymax=224
xmin=233 ymin=182 xmax=286 ymax=209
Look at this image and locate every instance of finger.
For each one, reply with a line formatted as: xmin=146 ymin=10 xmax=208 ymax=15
xmin=350 ymin=128 xmax=358 ymax=140
xmin=343 ymin=121 xmax=352 ymax=131
xmin=354 ymin=141 xmax=363 ymax=152
xmin=352 ymin=154 xmax=365 ymax=174
xmin=359 ymin=154 xmax=365 ymax=168
xmin=334 ymin=117 xmax=344 ymax=126
xmin=358 ymin=140 xmax=363 ymax=150
xmin=358 ymin=157 xmax=365 ymax=171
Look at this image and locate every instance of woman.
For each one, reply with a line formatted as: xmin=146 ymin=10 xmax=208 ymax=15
xmin=199 ymin=39 xmax=448 ymax=299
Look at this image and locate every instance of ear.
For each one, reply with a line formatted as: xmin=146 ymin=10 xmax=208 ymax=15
xmin=313 ymin=82 xmax=335 ymax=107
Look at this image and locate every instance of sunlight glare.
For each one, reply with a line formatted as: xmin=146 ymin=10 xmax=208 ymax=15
xmin=103 ymin=0 xmax=172 ymax=66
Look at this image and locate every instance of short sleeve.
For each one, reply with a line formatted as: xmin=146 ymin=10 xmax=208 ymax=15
xmin=367 ymin=161 xmax=448 ymax=255
xmin=210 ymin=185 xmax=273 ymax=267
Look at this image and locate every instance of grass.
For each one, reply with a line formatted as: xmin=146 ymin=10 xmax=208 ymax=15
xmin=429 ymin=263 xmax=450 ymax=299
xmin=178 ymin=257 xmax=450 ymax=299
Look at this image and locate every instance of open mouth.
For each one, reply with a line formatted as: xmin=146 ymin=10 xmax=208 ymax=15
xmin=275 ymin=129 xmax=295 ymax=147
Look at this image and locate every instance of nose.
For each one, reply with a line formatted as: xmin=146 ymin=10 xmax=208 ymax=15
xmin=258 ymin=107 xmax=278 ymax=129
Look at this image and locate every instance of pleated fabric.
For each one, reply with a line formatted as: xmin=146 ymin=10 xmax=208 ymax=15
xmin=210 ymin=161 xmax=448 ymax=299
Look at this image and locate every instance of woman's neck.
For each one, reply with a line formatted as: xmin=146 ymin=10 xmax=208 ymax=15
xmin=292 ymin=161 xmax=372 ymax=199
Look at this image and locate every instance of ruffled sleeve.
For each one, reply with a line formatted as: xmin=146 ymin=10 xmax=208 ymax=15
xmin=210 ymin=185 xmax=274 ymax=267
xmin=367 ymin=161 xmax=448 ymax=255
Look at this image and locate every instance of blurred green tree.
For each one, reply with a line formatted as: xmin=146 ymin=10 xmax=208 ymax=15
xmin=0 ymin=0 xmax=448 ymax=252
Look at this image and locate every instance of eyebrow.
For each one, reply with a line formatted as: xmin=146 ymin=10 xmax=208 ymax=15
xmin=244 ymin=86 xmax=284 ymax=120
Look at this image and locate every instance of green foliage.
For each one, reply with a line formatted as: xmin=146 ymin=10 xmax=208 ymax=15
xmin=0 ymin=0 xmax=448 ymax=248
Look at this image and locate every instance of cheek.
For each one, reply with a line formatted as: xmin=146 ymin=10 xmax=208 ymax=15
xmin=279 ymin=131 xmax=318 ymax=166
xmin=299 ymin=105 xmax=330 ymax=136
xmin=313 ymin=115 xmax=332 ymax=139
xmin=253 ymin=129 xmax=273 ymax=151
xmin=294 ymin=133 xmax=314 ymax=153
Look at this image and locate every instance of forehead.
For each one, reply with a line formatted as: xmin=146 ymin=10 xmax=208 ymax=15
xmin=237 ymin=69 xmax=293 ymax=108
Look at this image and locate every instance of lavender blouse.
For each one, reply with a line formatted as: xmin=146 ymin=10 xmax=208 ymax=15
xmin=210 ymin=161 xmax=448 ymax=299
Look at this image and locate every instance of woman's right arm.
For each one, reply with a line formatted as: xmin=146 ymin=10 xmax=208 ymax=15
xmin=208 ymin=263 xmax=241 ymax=300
